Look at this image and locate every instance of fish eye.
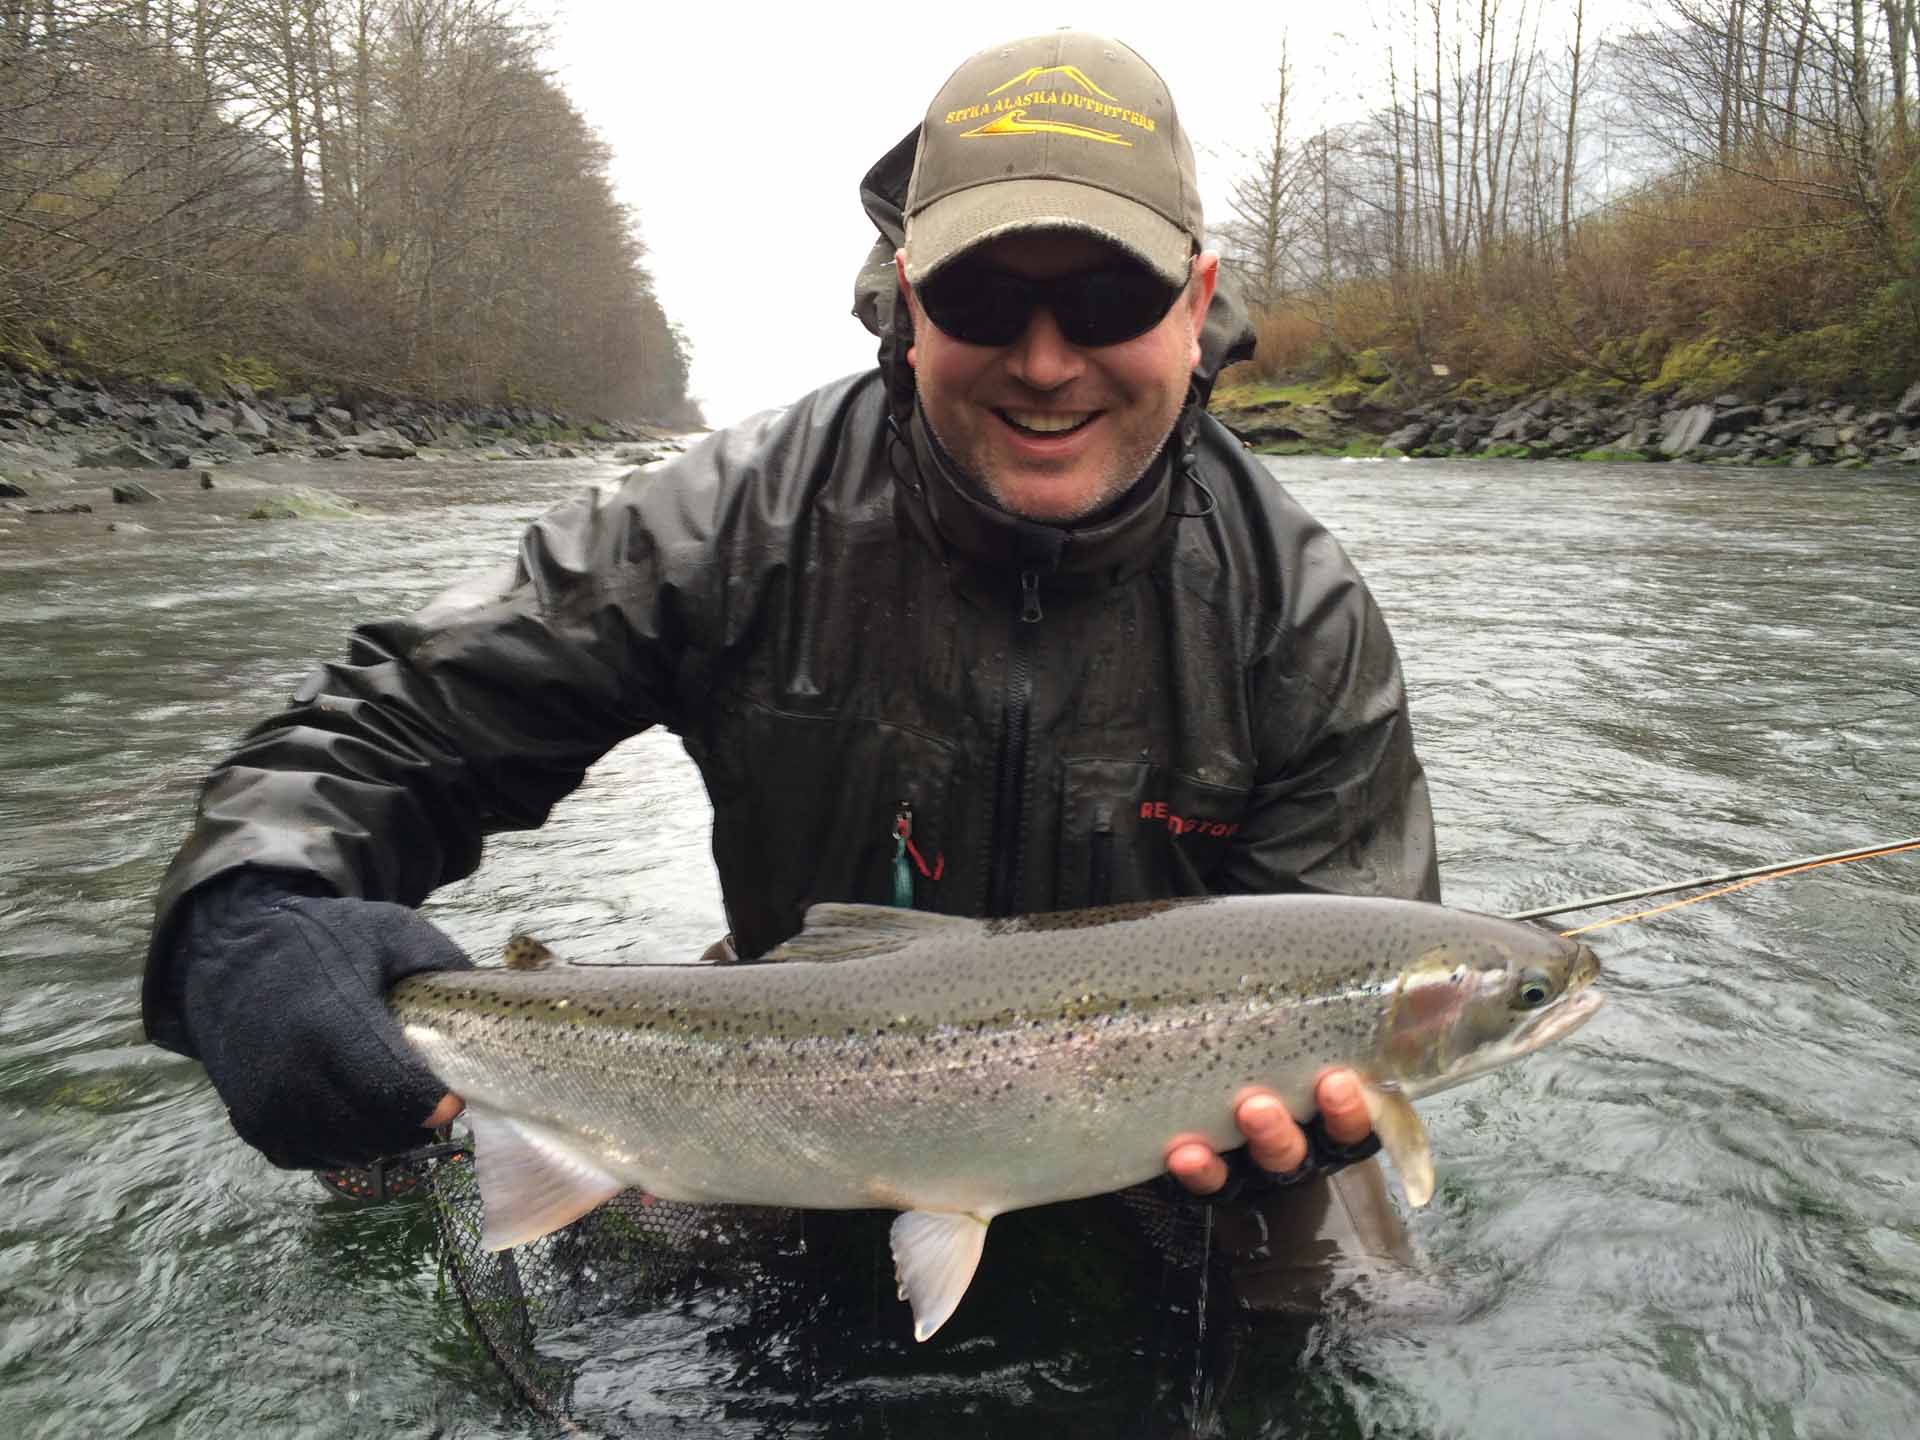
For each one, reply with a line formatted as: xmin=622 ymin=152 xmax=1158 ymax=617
xmin=1514 ymin=970 xmax=1554 ymax=1008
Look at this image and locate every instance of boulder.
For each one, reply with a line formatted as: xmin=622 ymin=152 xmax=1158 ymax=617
xmin=1452 ymin=414 xmax=1494 ymax=447
xmin=193 ymin=408 xmax=235 ymax=437
xmin=1487 ymin=404 xmax=1537 ymax=442
xmin=1610 ymin=419 xmax=1658 ymax=452
xmin=26 ymin=407 xmax=55 ymax=427
xmin=284 ymin=394 xmax=316 ymax=421
xmin=246 ymin=486 xmax=359 ymax=520
xmin=351 ymin=428 xmax=418 ymax=459
xmin=1382 ymin=421 xmax=1434 ymax=453
xmin=1658 ymin=404 xmax=1716 ymax=456
xmin=1712 ymin=405 xmax=1764 ymax=435
xmin=233 ymin=401 xmax=271 ymax=438
xmin=76 ymin=442 xmax=163 ymax=470
xmin=0 ymin=477 xmax=27 ymax=497
xmin=1803 ymin=427 xmax=1841 ymax=450
xmin=1897 ymin=381 xmax=1920 ymax=418
xmin=206 ymin=434 xmax=254 ymax=461
xmin=24 ymin=501 xmax=93 ymax=514
xmin=47 ymin=386 xmax=92 ymax=421
xmin=110 ymin=481 xmax=163 ymax=504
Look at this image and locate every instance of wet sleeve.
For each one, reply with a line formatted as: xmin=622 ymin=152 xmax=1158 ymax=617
xmin=1215 ymin=516 xmax=1441 ymax=905
xmin=142 ymin=440 xmax=735 ymax=1050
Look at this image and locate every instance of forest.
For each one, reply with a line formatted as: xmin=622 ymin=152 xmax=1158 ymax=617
xmin=1216 ymin=1 xmax=1920 ymax=403
xmin=0 ymin=0 xmax=697 ymax=424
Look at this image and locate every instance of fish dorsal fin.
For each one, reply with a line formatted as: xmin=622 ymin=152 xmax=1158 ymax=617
xmin=503 ymin=933 xmax=560 ymax=970
xmin=762 ymin=904 xmax=982 ymax=964
xmin=1360 ymin=1082 xmax=1436 ymax=1208
xmin=465 ymin=1106 xmax=625 ymax=1250
xmin=889 ymin=1210 xmax=991 ymax=1341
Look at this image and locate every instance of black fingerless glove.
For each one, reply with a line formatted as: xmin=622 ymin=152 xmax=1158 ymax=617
xmin=172 ymin=870 xmax=474 ymax=1170
xmin=1175 ymin=1115 xmax=1385 ymax=1207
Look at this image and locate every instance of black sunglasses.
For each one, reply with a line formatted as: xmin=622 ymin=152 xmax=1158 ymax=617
xmin=915 ymin=257 xmax=1188 ymax=348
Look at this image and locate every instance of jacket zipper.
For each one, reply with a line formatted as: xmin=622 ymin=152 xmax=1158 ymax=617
xmin=988 ymin=568 xmax=1043 ymax=914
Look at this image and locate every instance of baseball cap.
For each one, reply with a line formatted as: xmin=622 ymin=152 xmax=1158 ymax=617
xmin=901 ymin=30 xmax=1203 ymax=288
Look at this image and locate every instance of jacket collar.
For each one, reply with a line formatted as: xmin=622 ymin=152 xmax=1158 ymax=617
xmin=896 ymin=404 xmax=1175 ymax=580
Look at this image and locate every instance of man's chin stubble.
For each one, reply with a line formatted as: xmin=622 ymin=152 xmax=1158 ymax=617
xmin=932 ymin=413 xmax=1178 ymax=526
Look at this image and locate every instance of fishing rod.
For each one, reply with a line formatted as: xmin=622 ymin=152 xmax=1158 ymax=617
xmin=1504 ymin=836 xmax=1920 ymax=933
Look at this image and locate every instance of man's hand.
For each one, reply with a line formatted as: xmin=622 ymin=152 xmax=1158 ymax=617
xmin=173 ymin=871 xmax=474 ymax=1170
xmin=425 ymin=1093 xmax=463 ymax=1127
xmin=1164 ymin=1069 xmax=1373 ymax=1194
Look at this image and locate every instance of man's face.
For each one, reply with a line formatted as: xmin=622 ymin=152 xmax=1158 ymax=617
xmin=898 ymin=232 xmax=1218 ymax=524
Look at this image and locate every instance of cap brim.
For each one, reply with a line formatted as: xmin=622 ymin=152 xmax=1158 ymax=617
xmin=904 ymin=178 xmax=1191 ymax=287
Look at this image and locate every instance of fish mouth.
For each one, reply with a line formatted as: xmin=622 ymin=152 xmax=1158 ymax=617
xmin=1518 ymin=985 xmax=1604 ymax=1049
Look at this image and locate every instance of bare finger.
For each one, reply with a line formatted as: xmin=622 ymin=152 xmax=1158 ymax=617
xmin=1164 ymin=1137 xmax=1230 ymax=1195
xmin=423 ymin=1092 xmax=463 ymax=1128
xmin=1235 ymin=1090 xmax=1308 ymax=1175
xmin=1314 ymin=1069 xmax=1372 ymax=1146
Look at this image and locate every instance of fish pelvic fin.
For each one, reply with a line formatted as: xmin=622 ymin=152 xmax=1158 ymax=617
xmin=465 ymin=1107 xmax=625 ymax=1251
xmin=889 ymin=1209 xmax=991 ymax=1342
xmin=1361 ymin=1082 xmax=1436 ymax=1208
xmin=763 ymin=904 xmax=983 ymax=963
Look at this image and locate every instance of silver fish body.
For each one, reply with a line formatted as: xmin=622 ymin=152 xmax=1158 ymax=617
xmin=392 ymin=895 xmax=1601 ymax=1339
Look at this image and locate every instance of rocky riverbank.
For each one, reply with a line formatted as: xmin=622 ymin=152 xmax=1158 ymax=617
xmin=1213 ymin=380 xmax=1920 ymax=469
xmin=0 ymin=358 xmax=687 ymax=521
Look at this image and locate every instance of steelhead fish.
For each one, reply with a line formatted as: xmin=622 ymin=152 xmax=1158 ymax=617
xmin=391 ymin=895 xmax=1601 ymax=1340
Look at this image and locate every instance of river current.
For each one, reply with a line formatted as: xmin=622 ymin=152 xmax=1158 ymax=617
xmin=1 ymin=450 xmax=1915 ymax=1437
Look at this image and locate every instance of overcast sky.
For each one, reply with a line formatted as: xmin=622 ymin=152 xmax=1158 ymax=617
xmin=544 ymin=2 xmax=1613 ymax=429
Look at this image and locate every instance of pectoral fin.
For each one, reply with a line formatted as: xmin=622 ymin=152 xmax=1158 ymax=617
xmin=1360 ymin=1083 xmax=1435 ymax=1208
xmin=889 ymin=1210 xmax=990 ymax=1341
xmin=465 ymin=1106 xmax=625 ymax=1251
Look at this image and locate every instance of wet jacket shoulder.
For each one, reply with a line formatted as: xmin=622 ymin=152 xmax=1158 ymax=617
xmin=142 ymin=376 xmax=890 ymax=1049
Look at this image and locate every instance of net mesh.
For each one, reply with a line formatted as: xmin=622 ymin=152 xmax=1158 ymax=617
xmin=428 ymin=1151 xmax=805 ymax=1420
xmin=410 ymin=1150 xmax=1223 ymax=1424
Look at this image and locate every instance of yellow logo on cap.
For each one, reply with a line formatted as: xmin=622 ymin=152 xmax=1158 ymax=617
xmin=944 ymin=64 xmax=1157 ymax=146
xmin=986 ymin=66 xmax=1120 ymax=102
xmin=961 ymin=110 xmax=1132 ymax=145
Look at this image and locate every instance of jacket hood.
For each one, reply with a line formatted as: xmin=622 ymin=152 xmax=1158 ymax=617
xmin=853 ymin=126 xmax=1256 ymax=422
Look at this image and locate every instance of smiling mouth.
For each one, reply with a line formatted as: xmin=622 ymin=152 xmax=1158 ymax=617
xmin=997 ymin=409 xmax=1098 ymax=437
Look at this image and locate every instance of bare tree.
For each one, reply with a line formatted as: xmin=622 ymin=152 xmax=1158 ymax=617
xmin=1219 ymin=40 xmax=1302 ymax=312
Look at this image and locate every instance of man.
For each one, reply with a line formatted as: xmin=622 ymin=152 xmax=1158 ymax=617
xmin=144 ymin=31 xmax=1436 ymax=1241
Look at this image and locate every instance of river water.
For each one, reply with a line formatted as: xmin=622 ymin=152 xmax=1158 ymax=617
xmin=2 ymin=450 xmax=1915 ymax=1438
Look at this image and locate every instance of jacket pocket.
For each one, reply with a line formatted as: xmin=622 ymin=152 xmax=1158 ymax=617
xmin=705 ymin=704 xmax=964 ymax=953
xmin=1055 ymin=759 xmax=1253 ymax=910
